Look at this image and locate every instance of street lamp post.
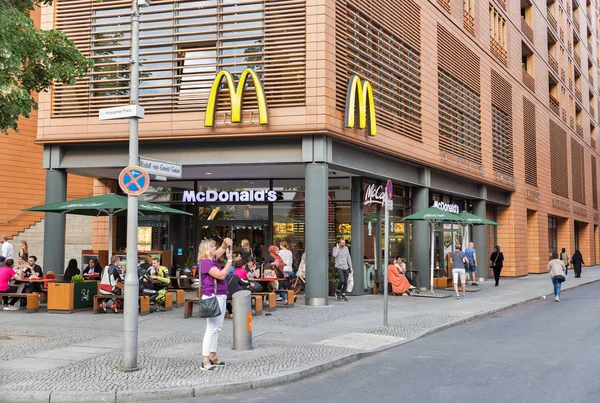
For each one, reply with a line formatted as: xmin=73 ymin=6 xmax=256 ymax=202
xmin=122 ymin=0 xmax=142 ymax=371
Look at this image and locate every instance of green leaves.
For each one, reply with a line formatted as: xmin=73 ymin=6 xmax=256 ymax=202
xmin=0 ymin=2 xmax=92 ymax=134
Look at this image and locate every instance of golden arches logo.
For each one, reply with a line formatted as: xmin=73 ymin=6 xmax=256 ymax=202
xmin=344 ymin=75 xmax=377 ymax=136
xmin=204 ymin=69 xmax=269 ymax=127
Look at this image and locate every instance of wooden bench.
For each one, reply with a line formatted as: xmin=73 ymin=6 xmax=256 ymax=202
xmin=93 ymin=294 xmax=150 ymax=315
xmin=252 ymin=292 xmax=277 ymax=311
xmin=184 ymin=294 xmax=264 ymax=318
xmin=167 ymin=289 xmax=185 ymax=307
xmin=273 ymin=289 xmax=295 ymax=307
xmin=0 ymin=293 xmax=39 ymax=313
xmin=434 ymin=277 xmax=453 ymax=288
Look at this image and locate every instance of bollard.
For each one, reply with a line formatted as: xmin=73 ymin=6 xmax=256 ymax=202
xmin=232 ymin=290 xmax=253 ymax=351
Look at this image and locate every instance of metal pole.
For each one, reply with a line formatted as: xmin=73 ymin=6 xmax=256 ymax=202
xmin=108 ymin=215 xmax=113 ymax=260
xmin=383 ymin=197 xmax=389 ymax=327
xmin=122 ymin=0 xmax=140 ymax=372
xmin=430 ymin=222 xmax=435 ymax=294
xmin=232 ymin=290 xmax=253 ymax=350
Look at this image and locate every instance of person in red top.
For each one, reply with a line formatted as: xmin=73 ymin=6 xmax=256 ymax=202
xmin=0 ymin=258 xmax=22 ymax=310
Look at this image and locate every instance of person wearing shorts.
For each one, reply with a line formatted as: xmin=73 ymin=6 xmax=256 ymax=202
xmin=464 ymin=242 xmax=478 ymax=286
xmin=450 ymin=245 xmax=468 ymax=299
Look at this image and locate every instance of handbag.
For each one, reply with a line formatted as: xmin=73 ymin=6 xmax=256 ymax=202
xmin=554 ymin=275 xmax=566 ymax=282
xmin=490 ymin=253 xmax=500 ymax=268
xmin=199 ymin=278 xmax=222 ymax=318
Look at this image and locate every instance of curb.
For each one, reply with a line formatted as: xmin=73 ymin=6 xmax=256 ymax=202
xmin=2 ymin=278 xmax=599 ymax=403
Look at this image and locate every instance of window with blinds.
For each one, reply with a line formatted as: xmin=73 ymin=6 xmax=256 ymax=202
xmin=52 ymin=0 xmax=306 ymax=117
xmin=437 ymin=25 xmax=481 ymax=164
xmin=335 ymin=0 xmax=422 ymax=141
xmin=491 ymin=70 xmax=513 ymax=178
xmin=549 ymin=120 xmax=569 ymax=198
xmin=523 ymin=97 xmax=537 ymax=187
xmin=592 ymin=156 xmax=598 ymax=210
xmin=438 ymin=69 xmax=482 ymax=164
xmin=492 ymin=106 xmax=513 ymax=176
xmin=571 ymin=138 xmax=585 ymax=205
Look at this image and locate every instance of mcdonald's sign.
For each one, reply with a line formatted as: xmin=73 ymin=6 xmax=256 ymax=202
xmin=204 ymin=68 xmax=269 ymax=127
xmin=344 ymin=74 xmax=377 ymax=136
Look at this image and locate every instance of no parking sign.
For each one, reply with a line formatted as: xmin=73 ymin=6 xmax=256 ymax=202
xmin=119 ymin=166 xmax=150 ymax=196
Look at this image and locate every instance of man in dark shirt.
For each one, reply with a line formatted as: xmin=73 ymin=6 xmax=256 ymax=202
xmin=24 ymin=256 xmax=43 ymax=293
xmin=450 ymin=245 xmax=469 ymax=300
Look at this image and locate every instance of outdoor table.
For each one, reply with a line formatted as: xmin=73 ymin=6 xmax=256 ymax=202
xmin=12 ymin=278 xmax=55 ymax=293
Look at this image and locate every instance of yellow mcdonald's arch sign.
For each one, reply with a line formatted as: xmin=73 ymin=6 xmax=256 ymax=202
xmin=344 ymin=74 xmax=377 ymax=136
xmin=204 ymin=68 xmax=269 ymax=127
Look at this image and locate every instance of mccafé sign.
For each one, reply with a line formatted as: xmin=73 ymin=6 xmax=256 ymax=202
xmin=363 ymin=184 xmax=385 ymax=206
xmin=344 ymin=74 xmax=377 ymax=136
xmin=204 ymin=68 xmax=269 ymax=127
xmin=183 ymin=189 xmax=278 ymax=203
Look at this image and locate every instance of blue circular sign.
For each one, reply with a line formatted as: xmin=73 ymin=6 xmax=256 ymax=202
xmin=386 ymin=179 xmax=393 ymax=199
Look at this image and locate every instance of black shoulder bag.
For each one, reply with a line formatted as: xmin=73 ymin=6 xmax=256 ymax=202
xmin=199 ymin=277 xmax=222 ymax=318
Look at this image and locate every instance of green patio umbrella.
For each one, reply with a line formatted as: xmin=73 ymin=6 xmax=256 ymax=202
xmin=25 ymin=194 xmax=191 ymax=258
xmin=455 ymin=211 xmax=500 ymax=248
xmin=403 ymin=207 xmax=461 ymax=294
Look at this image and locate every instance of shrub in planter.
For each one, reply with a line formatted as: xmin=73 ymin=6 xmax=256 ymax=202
xmin=71 ymin=274 xmax=85 ymax=283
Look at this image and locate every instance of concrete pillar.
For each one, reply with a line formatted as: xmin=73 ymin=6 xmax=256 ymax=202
xmin=473 ymin=199 xmax=487 ymax=280
xmin=412 ymin=186 xmax=430 ymax=289
xmin=44 ymin=169 xmax=67 ymax=274
xmin=305 ymin=163 xmax=329 ymax=306
xmin=350 ymin=177 xmax=364 ymax=295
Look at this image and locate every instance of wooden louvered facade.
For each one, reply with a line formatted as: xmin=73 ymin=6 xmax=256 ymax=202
xmin=523 ymin=97 xmax=537 ymax=187
xmin=550 ymin=120 xmax=569 ymax=199
xmin=52 ymin=0 xmax=306 ymax=117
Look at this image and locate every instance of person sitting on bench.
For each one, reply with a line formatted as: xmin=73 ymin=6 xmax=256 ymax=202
xmin=387 ymin=257 xmax=415 ymax=296
xmin=99 ymin=256 xmax=124 ymax=313
xmin=0 ymin=258 xmax=22 ymax=310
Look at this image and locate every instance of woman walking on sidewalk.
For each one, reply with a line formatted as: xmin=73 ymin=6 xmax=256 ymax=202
xmin=571 ymin=249 xmax=584 ymax=278
xmin=548 ymin=252 xmax=567 ymax=302
xmin=489 ymin=246 xmax=504 ymax=287
xmin=199 ymin=238 xmax=232 ymax=371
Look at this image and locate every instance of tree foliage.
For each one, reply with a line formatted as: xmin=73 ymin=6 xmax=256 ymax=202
xmin=0 ymin=0 xmax=92 ymax=134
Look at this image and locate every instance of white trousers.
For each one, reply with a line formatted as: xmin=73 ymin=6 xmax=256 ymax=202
xmin=202 ymin=294 xmax=227 ymax=356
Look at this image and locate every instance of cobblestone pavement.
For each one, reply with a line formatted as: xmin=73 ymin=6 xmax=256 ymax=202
xmin=1 ymin=268 xmax=599 ymax=402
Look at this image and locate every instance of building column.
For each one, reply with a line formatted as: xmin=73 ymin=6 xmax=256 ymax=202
xmin=473 ymin=199 xmax=487 ymax=280
xmin=305 ymin=162 xmax=329 ymax=306
xmin=350 ymin=177 xmax=364 ymax=295
xmin=43 ymin=169 xmax=67 ymax=273
xmin=412 ymin=186 xmax=430 ymax=289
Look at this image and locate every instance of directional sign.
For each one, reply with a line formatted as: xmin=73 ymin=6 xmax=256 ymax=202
xmin=119 ymin=166 xmax=150 ymax=196
xmin=99 ymin=105 xmax=144 ymax=120
xmin=139 ymin=156 xmax=182 ymax=179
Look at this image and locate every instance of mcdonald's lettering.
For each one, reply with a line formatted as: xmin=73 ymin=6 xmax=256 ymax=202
xmin=204 ymin=69 xmax=269 ymax=127
xmin=344 ymin=75 xmax=377 ymax=136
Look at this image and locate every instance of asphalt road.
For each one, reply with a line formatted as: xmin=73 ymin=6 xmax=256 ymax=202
xmin=159 ymin=282 xmax=600 ymax=403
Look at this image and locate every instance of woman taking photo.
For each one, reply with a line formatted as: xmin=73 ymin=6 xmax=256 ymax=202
xmin=199 ymin=237 xmax=232 ymax=371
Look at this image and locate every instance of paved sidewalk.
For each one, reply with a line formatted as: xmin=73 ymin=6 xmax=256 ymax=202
xmin=1 ymin=268 xmax=599 ymax=403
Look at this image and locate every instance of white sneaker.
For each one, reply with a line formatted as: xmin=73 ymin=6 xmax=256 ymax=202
xmin=7 ymin=306 xmax=19 ymax=311
xmin=3 ymin=306 xmax=9 ymax=311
